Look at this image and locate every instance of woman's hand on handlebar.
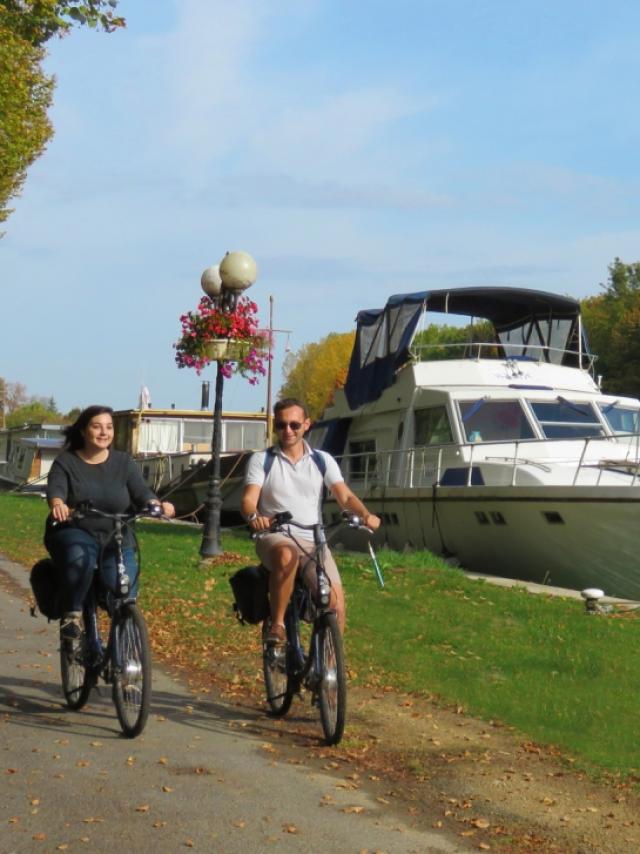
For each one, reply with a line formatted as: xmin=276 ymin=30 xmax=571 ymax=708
xmin=147 ymin=500 xmax=176 ymax=519
xmin=160 ymin=501 xmax=176 ymax=518
xmin=50 ymin=501 xmax=71 ymax=523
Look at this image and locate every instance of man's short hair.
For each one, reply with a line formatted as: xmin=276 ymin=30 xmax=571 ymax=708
xmin=274 ymin=398 xmax=309 ymax=419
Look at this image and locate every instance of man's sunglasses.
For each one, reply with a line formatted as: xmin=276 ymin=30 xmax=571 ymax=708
xmin=275 ymin=420 xmax=303 ymax=431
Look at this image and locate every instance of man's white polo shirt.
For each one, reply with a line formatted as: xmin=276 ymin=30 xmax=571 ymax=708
xmin=245 ymin=442 xmax=343 ymax=540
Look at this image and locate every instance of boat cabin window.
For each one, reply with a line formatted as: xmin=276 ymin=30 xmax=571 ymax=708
xmin=181 ymin=418 xmax=266 ymax=452
xmin=458 ymin=400 xmax=535 ymax=443
xmin=414 ymin=407 xmax=453 ymax=445
xmin=225 ymin=421 xmax=266 ymax=451
xmin=348 ymin=439 xmax=377 ymax=480
xmin=529 ymin=400 xmax=604 ymax=439
xmin=597 ymin=403 xmax=640 ymax=435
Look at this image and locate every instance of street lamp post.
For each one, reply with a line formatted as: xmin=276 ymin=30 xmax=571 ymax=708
xmin=199 ymin=251 xmax=258 ymax=558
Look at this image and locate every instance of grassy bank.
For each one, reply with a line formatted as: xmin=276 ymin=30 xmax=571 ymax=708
xmin=1 ymin=492 xmax=639 ymax=780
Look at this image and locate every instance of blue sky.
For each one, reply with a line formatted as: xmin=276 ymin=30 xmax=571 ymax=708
xmin=3 ymin=0 xmax=640 ymax=414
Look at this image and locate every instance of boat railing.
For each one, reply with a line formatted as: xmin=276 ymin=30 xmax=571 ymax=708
xmin=411 ymin=340 xmax=597 ymax=371
xmin=342 ymin=432 xmax=640 ymax=491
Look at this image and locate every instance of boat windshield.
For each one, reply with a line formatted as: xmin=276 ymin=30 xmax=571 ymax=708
xmin=528 ymin=399 xmax=605 ymax=439
xmin=597 ymin=402 xmax=640 ymax=435
xmin=458 ymin=400 xmax=536 ymax=443
xmin=414 ymin=406 xmax=454 ymax=445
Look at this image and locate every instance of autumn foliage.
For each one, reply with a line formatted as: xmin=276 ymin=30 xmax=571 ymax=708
xmin=279 ymin=331 xmax=355 ymax=421
xmin=581 ymin=258 xmax=640 ymax=398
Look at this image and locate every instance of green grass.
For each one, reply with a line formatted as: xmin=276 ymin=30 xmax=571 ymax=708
xmin=2 ymin=492 xmax=639 ymax=779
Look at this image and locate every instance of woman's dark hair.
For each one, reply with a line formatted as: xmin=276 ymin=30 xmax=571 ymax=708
xmin=63 ymin=405 xmax=114 ymax=451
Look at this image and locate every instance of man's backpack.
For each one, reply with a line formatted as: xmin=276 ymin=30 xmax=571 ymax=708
xmin=30 ymin=558 xmax=62 ymax=621
xmin=263 ymin=446 xmax=327 ymax=478
xmin=229 ymin=565 xmax=270 ymax=625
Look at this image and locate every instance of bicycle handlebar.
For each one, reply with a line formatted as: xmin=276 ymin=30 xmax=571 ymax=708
xmin=268 ymin=509 xmax=373 ymax=534
xmin=264 ymin=510 xmax=385 ymax=588
xmin=70 ymin=502 xmax=166 ymax=522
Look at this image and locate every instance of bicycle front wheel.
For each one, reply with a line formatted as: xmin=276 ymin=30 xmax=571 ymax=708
xmin=262 ymin=621 xmax=294 ymax=716
xmin=60 ymin=618 xmax=92 ymax=711
xmin=112 ymin=604 xmax=151 ymax=738
xmin=317 ymin=612 xmax=346 ymax=745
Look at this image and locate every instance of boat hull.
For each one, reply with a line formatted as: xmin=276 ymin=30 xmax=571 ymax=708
xmin=327 ymin=485 xmax=640 ymax=600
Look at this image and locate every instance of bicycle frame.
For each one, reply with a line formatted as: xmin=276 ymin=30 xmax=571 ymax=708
xmin=58 ymin=503 xmax=160 ymax=736
xmin=80 ymin=513 xmax=139 ymax=677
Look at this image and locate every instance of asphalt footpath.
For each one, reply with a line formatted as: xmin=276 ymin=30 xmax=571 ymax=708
xmin=1 ymin=553 xmax=470 ymax=854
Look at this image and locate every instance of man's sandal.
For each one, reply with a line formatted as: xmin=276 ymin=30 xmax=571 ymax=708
xmin=265 ymin=622 xmax=286 ymax=647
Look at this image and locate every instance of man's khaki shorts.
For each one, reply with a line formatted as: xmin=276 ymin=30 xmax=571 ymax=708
xmin=255 ymin=532 xmax=342 ymax=592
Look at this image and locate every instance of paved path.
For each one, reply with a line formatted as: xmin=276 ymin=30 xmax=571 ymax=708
xmin=1 ymin=554 xmax=469 ymax=854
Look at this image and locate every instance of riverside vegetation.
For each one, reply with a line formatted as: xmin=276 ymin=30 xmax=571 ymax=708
xmin=0 ymin=492 xmax=638 ymax=782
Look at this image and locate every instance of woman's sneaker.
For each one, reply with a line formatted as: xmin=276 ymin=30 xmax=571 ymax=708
xmin=60 ymin=612 xmax=82 ymax=646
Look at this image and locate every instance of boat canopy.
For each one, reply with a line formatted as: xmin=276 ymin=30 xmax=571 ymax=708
xmin=343 ymin=287 xmax=590 ymax=409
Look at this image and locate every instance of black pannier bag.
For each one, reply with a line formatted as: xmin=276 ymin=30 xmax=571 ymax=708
xmin=229 ymin=564 xmax=269 ymax=624
xmin=30 ymin=558 xmax=62 ymax=621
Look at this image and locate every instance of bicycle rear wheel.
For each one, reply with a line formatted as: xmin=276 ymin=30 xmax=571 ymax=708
xmin=112 ymin=604 xmax=151 ymax=738
xmin=262 ymin=620 xmax=294 ymax=716
xmin=60 ymin=617 xmax=93 ymax=711
xmin=317 ymin=612 xmax=346 ymax=745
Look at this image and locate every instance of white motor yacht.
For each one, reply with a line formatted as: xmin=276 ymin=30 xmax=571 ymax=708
xmin=310 ymin=287 xmax=640 ymax=599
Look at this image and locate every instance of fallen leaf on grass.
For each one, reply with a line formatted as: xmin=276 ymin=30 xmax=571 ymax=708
xmin=342 ymin=806 xmax=365 ymax=814
xmin=471 ymin=818 xmax=490 ymax=829
xmin=162 ymin=786 xmax=173 ymax=793
xmin=135 ymin=805 xmax=150 ymax=813
xmin=32 ymin=832 xmax=46 ymax=841
xmin=152 ymin=821 xmax=167 ymax=828
xmin=283 ymin=824 xmax=299 ymax=834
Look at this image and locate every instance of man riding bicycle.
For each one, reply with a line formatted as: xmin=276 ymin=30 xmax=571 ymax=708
xmin=241 ymin=397 xmax=381 ymax=646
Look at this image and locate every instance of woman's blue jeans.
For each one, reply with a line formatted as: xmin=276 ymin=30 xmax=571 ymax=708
xmin=46 ymin=526 xmax=138 ymax=614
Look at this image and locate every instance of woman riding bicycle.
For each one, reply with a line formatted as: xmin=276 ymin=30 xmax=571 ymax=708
xmin=241 ymin=397 xmax=380 ymax=645
xmin=45 ymin=405 xmax=175 ymax=644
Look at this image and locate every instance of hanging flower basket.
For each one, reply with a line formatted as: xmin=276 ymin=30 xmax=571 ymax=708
xmin=174 ymin=295 xmax=271 ymax=383
xmin=204 ymin=338 xmax=250 ymax=362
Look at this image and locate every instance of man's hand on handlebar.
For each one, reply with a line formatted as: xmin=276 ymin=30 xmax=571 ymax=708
xmin=342 ymin=510 xmax=381 ymax=532
xmin=247 ymin=513 xmax=273 ymax=532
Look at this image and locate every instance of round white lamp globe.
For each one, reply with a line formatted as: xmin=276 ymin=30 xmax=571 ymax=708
xmin=201 ymin=265 xmax=222 ymax=298
xmin=219 ymin=251 xmax=258 ymax=294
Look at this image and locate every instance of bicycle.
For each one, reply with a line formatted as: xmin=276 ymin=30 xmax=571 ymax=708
xmin=259 ymin=510 xmax=381 ymax=746
xmin=58 ymin=503 xmax=163 ymax=738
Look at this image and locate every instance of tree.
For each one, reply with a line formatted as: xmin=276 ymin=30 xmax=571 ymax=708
xmin=280 ymin=331 xmax=355 ymax=421
xmin=413 ymin=320 xmax=495 ymax=360
xmin=64 ymin=405 xmax=82 ymax=423
xmin=5 ymin=399 xmax=61 ymax=427
xmin=0 ymin=14 xmax=53 ymax=226
xmin=581 ymin=258 xmax=640 ymax=397
xmin=0 ymin=1 xmax=125 ymax=46
xmin=0 ymin=1 xmax=124 ymax=227
xmin=2 ymin=380 xmax=28 ymax=413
